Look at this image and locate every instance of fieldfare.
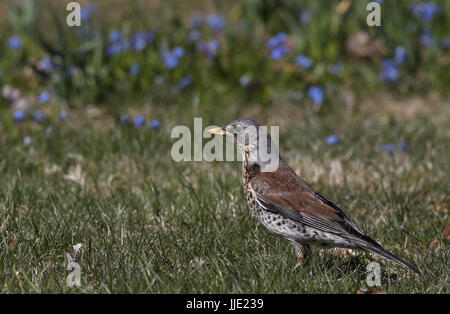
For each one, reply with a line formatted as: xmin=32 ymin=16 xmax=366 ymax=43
xmin=209 ymin=119 xmax=418 ymax=272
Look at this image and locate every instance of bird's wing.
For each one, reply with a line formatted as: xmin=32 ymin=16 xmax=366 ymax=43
xmin=249 ymin=166 xmax=381 ymax=247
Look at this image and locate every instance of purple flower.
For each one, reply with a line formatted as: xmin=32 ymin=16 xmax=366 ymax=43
xmin=109 ymin=30 xmax=122 ymax=42
xmin=7 ymin=36 xmax=23 ymax=50
xmin=13 ymin=111 xmax=26 ymax=122
xmin=33 ymin=110 xmax=47 ymax=123
xmin=130 ymin=64 xmax=141 ymax=76
xmin=326 ymin=135 xmax=341 ymax=146
xmin=394 ymin=46 xmax=406 ymax=64
xmin=149 ymin=119 xmax=161 ymax=130
xmin=206 ymin=14 xmax=226 ymax=33
xmin=134 ymin=116 xmax=145 ymax=128
xmin=295 ymin=55 xmax=313 ymax=69
xmin=38 ymin=91 xmax=51 ymax=104
xmin=380 ymin=59 xmax=399 ymax=83
xmin=307 ymin=86 xmax=324 ymax=105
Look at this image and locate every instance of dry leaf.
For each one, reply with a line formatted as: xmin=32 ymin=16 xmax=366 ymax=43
xmin=443 ymin=227 xmax=450 ymax=240
xmin=429 ymin=239 xmax=440 ymax=252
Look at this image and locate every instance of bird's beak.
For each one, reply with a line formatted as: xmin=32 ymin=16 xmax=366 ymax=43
xmin=208 ymin=126 xmax=227 ymax=136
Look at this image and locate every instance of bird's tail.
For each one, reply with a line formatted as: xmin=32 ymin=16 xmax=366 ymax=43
xmin=357 ymin=240 xmax=420 ymax=274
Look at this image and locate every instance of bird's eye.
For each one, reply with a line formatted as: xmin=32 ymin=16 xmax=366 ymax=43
xmin=234 ymin=125 xmax=242 ymax=133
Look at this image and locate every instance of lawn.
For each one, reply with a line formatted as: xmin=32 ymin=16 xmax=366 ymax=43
xmin=0 ymin=0 xmax=449 ymax=293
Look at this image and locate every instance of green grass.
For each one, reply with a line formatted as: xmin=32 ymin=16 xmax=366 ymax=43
xmin=0 ymin=98 xmax=448 ymax=293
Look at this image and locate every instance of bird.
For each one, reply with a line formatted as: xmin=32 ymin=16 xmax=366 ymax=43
xmin=208 ymin=119 xmax=418 ymax=273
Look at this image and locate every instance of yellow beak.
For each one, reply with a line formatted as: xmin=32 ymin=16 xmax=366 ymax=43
xmin=208 ymin=127 xmax=227 ymax=135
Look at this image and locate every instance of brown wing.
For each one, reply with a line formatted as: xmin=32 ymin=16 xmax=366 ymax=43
xmin=250 ymin=165 xmax=381 ymax=247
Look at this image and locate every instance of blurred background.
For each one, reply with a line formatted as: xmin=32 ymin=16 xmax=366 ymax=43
xmin=0 ymin=0 xmax=449 ymax=127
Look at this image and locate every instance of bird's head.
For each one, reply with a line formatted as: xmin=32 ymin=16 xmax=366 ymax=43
xmin=208 ymin=119 xmax=281 ymax=172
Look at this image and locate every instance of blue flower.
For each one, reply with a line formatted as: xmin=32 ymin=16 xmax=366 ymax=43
xmin=381 ymin=142 xmax=410 ymax=155
xmin=267 ymin=32 xmax=287 ymax=49
xmin=307 ymin=86 xmax=324 ymax=105
xmin=38 ymin=91 xmax=51 ymax=104
xmin=379 ymin=59 xmax=399 ymax=83
xmin=13 ymin=111 xmax=26 ymax=122
xmin=81 ymin=3 xmax=96 ymax=22
xmin=422 ymin=2 xmax=439 ymax=22
xmin=188 ymin=30 xmax=201 ymax=42
xmin=33 ymin=110 xmax=47 ymax=123
xmin=267 ymin=33 xmax=290 ymax=60
xmin=178 ymin=76 xmax=192 ymax=88
xmin=421 ymin=30 xmax=434 ymax=47
xmin=130 ymin=31 xmax=154 ymax=52
xmin=326 ymin=135 xmax=341 ymax=146
xmin=190 ymin=15 xmax=203 ymax=28
xmin=198 ymin=40 xmax=219 ymax=59
xmin=109 ymin=30 xmax=122 ymax=42
xmin=130 ymin=32 xmax=146 ymax=52
xmin=7 ymin=36 xmax=23 ymax=50
xmin=23 ymin=136 xmax=32 ymax=147
xmin=206 ymin=14 xmax=226 ymax=33
xmin=106 ymin=42 xmax=128 ymax=56
xmin=130 ymin=64 xmax=141 ymax=76
xmin=39 ymin=58 xmax=53 ymax=71
xmin=270 ymin=45 xmax=290 ymax=60
xmin=120 ymin=115 xmax=129 ymax=125
xmin=149 ymin=119 xmax=161 ymax=130
xmin=295 ymin=55 xmax=313 ymax=69
xmin=394 ymin=46 xmax=406 ymax=64
xmin=59 ymin=110 xmax=68 ymax=121
xmin=411 ymin=2 xmax=439 ymax=22
xmin=441 ymin=38 xmax=450 ymax=49
xmin=162 ymin=51 xmax=179 ymax=69
xmin=172 ymin=47 xmax=185 ymax=58
xmin=328 ymin=63 xmax=344 ymax=75
xmin=134 ymin=116 xmax=145 ymax=128
xmin=299 ymin=10 xmax=312 ymax=25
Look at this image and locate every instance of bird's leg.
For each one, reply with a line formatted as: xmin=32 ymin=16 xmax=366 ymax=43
xmin=291 ymin=241 xmax=311 ymax=269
